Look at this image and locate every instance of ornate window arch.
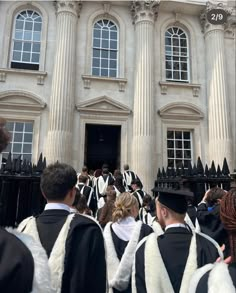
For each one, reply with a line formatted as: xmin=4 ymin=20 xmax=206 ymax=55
xmin=1 ymin=2 xmax=48 ymax=71
xmin=165 ymin=26 xmax=190 ymax=82
xmin=92 ymin=19 xmax=119 ymax=77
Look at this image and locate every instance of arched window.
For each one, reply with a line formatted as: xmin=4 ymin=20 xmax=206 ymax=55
xmin=11 ymin=10 xmax=42 ymax=70
xmin=165 ymin=27 xmax=189 ymax=82
xmin=92 ymin=19 xmax=118 ymax=78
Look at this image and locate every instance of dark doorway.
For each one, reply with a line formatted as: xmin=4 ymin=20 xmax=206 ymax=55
xmin=84 ymin=124 xmax=121 ymax=172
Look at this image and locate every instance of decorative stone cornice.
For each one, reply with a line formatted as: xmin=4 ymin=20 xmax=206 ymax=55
xmin=54 ymin=1 xmax=82 ymax=17
xmin=0 ymin=68 xmax=47 ymax=85
xmin=82 ymin=75 xmax=127 ymax=92
xmin=130 ymin=0 xmax=160 ymax=24
xmin=200 ymin=2 xmax=232 ymax=33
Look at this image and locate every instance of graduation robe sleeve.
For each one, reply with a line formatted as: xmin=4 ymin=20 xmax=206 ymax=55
xmin=61 ymin=215 xmax=107 ymax=293
xmin=0 ymin=228 xmax=34 ymax=293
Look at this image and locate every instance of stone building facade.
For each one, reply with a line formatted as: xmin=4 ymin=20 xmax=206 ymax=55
xmin=0 ymin=0 xmax=235 ymax=192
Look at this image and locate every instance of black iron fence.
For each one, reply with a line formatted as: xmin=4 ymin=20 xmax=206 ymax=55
xmin=0 ymin=153 xmax=46 ymax=227
xmin=152 ymin=157 xmax=235 ymax=205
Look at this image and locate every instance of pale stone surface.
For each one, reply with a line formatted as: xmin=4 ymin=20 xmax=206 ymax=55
xmin=201 ymin=2 xmax=234 ymax=170
xmin=45 ymin=1 xmax=81 ymax=164
xmin=131 ymin=1 xmax=158 ymax=192
xmin=0 ymin=1 xmax=235 ymax=192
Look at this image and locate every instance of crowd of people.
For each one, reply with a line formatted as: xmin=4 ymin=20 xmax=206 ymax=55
xmin=1 ymin=117 xmax=236 ymax=293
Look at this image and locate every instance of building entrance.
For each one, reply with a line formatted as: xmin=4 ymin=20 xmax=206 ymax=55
xmin=84 ymin=124 xmax=121 ymax=172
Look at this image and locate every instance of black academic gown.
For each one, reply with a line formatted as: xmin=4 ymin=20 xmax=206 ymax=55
xmin=35 ymin=209 xmax=106 ymax=293
xmin=110 ymin=223 xmax=153 ymax=293
xmin=134 ymin=227 xmax=219 ymax=293
xmin=0 ymin=228 xmax=34 ymax=293
xmin=197 ymin=203 xmax=230 ymax=256
xmin=195 ymin=262 xmax=236 ymax=293
xmin=77 ymin=183 xmax=97 ymax=215
xmin=133 ymin=189 xmax=146 ymax=209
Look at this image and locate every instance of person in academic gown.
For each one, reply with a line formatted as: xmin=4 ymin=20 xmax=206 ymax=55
xmin=122 ymin=164 xmax=142 ymax=192
xmin=95 ymin=167 xmax=115 ymax=199
xmin=132 ymin=189 xmax=222 ymax=293
xmin=131 ymin=179 xmax=147 ymax=209
xmin=77 ymin=174 xmax=97 ymax=216
xmin=197 ymin=187 xmax=229 ymax=254
xmin=104 ymin=192 xmax=153 ymax=293
xmin=18 ymin=162 xmax=107 ymax=293
xmin=0 ymin=118 xmax=51 ymax=293
xmin=0 ymin=228 xmax=34 ymax=293
xmin=189 ymin=188 xmax=236 ymax=293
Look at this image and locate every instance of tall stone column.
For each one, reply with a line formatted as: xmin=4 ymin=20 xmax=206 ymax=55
xmin=45 ymin=1 xmax=81 ymax=164
xmin=200 ymin=3 xmax=233 ymax=170
xmin=131 ymin=1 xmax=159 ymax=192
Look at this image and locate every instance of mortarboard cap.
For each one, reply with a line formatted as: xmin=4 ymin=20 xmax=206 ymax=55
xmin=157 ymin=188 xmax=194 ymax=214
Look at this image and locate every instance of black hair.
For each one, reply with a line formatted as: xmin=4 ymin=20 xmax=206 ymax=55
xmin=40 ymin=162 xmax=77 ymax=201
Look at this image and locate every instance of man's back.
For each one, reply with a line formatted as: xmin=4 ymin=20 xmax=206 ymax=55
xmin=133 ymin=227 xmax=220 ymax=293
xmin=19 ymin=209 xmax=107 ymax=293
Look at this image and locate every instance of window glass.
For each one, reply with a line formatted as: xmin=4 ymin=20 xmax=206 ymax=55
xmin=1 ymin=121 xmax=33 ymax=162
xmin=165 ymin=27 xmax=189 ymax=82
xmin=167 ymin=130 xmax=192 ymax=169
xmin=92 ymin=19 xmax=118 ymax=77
xmin=11 ymin=10 xmax=42 ymax=70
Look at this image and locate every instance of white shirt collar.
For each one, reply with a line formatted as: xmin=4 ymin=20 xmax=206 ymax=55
xmin=44 ymin=203 xmax=70 ymax=212
xmin=165 ymin=223 xmax=187 ymax=231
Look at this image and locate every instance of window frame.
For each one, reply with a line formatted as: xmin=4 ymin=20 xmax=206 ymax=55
xmin=10 ymin=9 xmax=42 ymax=71
xmin=2 ymin=121 xmax=34 ymax=162
xmin=91 ymin=18 xmax=119 ymax=78
xmin=165 ymin=26 xmax=190 ymax=83
xmin=1 ymin=2 xmax=48 ymax=72
xmin=166 ymin=129 xmax=193 ymax=169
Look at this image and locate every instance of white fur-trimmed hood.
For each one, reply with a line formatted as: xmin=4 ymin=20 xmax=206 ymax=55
xmin=6 ymin=227 xmax=54 ymax=293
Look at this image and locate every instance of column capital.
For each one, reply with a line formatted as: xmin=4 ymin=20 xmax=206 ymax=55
xmin=200 ymin=2 xmax=232 ymax=34
xmin=130 ymin=0 xmax=160 ymax=24
xmin=54 ymin=1 xmax=82 ymax=17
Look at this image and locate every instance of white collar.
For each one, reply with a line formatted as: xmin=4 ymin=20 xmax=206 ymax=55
xmin=165 ymin=223 xmax=187 ymax=231
xmin=44 ymin=203 xmax=70 ymax=212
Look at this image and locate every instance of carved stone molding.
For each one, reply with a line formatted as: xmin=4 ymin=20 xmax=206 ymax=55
xmin=159 ymin=81 xmax=201 ymax=97
xmin=76 ymin=95 xmax=131 ymax=115
xmin=82 ymin=75 xmax=127 ymax=92
xmin=200 ymin=2 xmax=232 ymax=33
xmin=54 ymin=1 xmax=82 ymax=17
xmin=0 ymin=68 xmax=47 ymax=85
xmin=158 ymin=102 xmax=204 ymax=121
xmin=130 ymin=0 xmax=160 ymax=24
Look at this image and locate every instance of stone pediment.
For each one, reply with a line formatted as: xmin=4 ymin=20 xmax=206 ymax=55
xmin=158 ymin=102 xmax=204 ymax=120
xmin=76 ymin=96 xmax=131 ymax=115
xmin=0 ymin=90 xmax=46 ymax=111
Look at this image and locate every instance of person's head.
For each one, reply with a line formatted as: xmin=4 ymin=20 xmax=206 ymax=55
xmin=0 ymin=118 xmax=10 ymax=153
xmin=206 ymin=187 xmax=227 ymax=207
xmin=131 ymin=179 xmax=142 ymax=190
xmin=156 ymin=190 xmax=190 ymax=228
xmin=40 ymin=162 xmax=77 ymax=205
xmin=107 ymin=189 xmax=116 ymax=202
xmin=113 ymin=169 xmax=122 ymax=178
xmin=72 ymin=187 xmax=81 ymax=208
xmin=112 ymin=192 xmax=139 ymax=222
xmin=78 ymin=174 xmax=88 ymax=184
xmin=82 ymin=166 xmax=88 ymax=173
xmin=220 ymin=188 xmax=236 ymax=262
xmin=124 ymin=164 xmax=129 ymax=171
xmin=142 ymin=194 xmax=152 ymax=208
xmin=102 ymin=168 xmax=109 ymax=175
xmin=94 ymin=169 xmax=102 ymax=177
